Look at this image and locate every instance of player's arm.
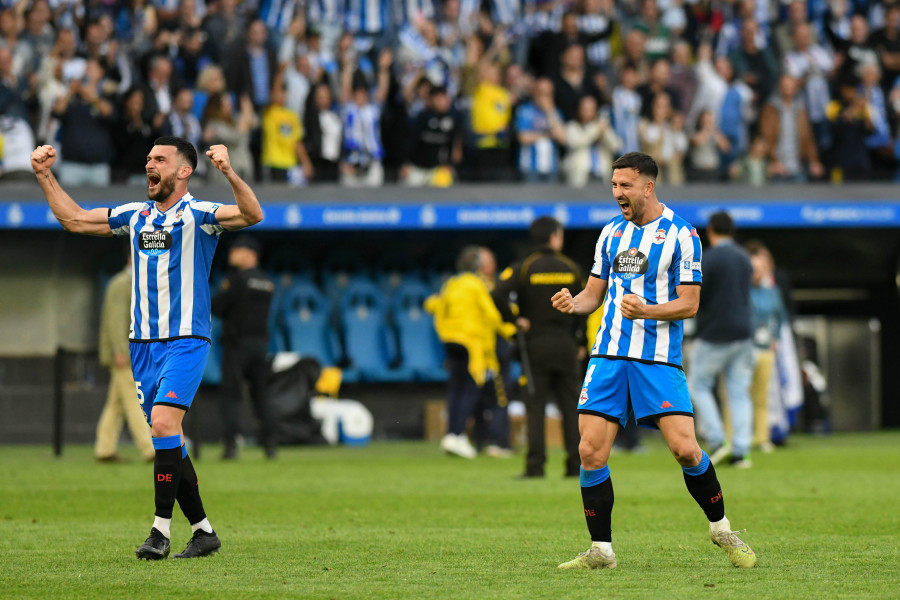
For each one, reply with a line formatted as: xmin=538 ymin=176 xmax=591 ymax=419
xmin=31 ymin=145 xmax=112 ymax=236
xmin=620 ymin=284 xmax=700 ymax=321
xmin=205 ymin=144 xmax=264 ymax=231
xmin=552 ymin=275 xmax=608 ymax=315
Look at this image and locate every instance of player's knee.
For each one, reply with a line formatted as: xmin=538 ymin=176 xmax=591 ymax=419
xmin=579 ymin=438 xmax=607 ymax=469
xmin=150 ymin=415 xmax=179 ymax=438
xmin=670 ymin=441 xmax=701 ymax=466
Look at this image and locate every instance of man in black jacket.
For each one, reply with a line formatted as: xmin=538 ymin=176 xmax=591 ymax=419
xmin=211 ymin=235 xmax=277 ymax=459
xmin=494 ymin=216 xmax=585 ymax=478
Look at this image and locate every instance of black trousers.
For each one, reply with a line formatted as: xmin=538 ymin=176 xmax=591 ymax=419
xmin=221 ymin=338 xmax=274 ymax=448
xmin=523 ymin=337 xmax=581 ymax=476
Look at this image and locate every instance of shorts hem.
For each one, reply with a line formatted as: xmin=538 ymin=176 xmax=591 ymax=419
xmin=129 ymin=335 xmax=212 ymax=344
xmin=637 ymin=411 xmax=693 ymax=425
xmin=577 ymin=409 xmax=621 ymax=424
xmin=154 ymin=402 xmax=190 ymax=412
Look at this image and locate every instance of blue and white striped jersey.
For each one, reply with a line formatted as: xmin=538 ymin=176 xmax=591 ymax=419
xmin=108 ymin=194 xmax=225 ymax=343
xmin=514 ymin=101 xmax=562 ymax=175
xmin=590 ymin=205 xmax=702 ymax=368
xmin=344 ymin=0 xmax=389 ymax=34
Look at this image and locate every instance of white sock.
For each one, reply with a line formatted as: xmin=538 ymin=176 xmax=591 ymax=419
xmin=191 ymin=518 xmax=213 ymax=534
xmin=709 ymin=516 xmax=731 ymax=533
xmin=152 ymin=516 xmax=171 ymax=539
xmin=591 ymin=541 xmax=613 ymax=553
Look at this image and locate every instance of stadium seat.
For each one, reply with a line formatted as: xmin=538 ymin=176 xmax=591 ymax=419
xmin=391 ymin=281 xmax=446 ymax=382
xmin=202 ymin=316 xmax=223 ymax=386
xmin=281 ymin=281 xmax=342 ymax=366
xmin=338 ymin=280 xmax=410 ymax=382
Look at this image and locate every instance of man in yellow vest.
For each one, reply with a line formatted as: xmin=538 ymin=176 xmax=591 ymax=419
xmin=425 ymin=246 xmax=517 ymax=458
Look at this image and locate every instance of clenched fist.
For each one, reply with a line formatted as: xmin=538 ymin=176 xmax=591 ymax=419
xmin=620 ymin=294 xmax=648 ymax=320
xmin=551 ymin=288 xmax=575 ymax=314
xmin=206 ymin=144 xmax=232 ymax=175
xmin=31 ymin=145 xmax=57 ymax=175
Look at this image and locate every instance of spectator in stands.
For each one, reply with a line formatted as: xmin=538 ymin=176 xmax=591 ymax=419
xmin=0 ymin=7 xmax=34 ymax=83
xmin=425 ymin=246 xmax=517 ymax=459
xmin=0 ymin=113 xmax=35 ymax=180
xmin=736 ymin=136 xmax=769 ymax=186
xmin=637 ymin=57 xmax=681 ymax=119
xmin=140 ymin=54 xmax=177 ymax=131
xmin=858 ymin=60 xmax=893 ymax=157
xmin=774 ymin=0 xmax=818 ymax=58
xmin=729 ymin=18 xmax=778 ymax=115
xmin=633 ymin=0 xmax=673 ymax=63
xmin=20 ymin=0 xmax=54 ymax=73
xmin=578 ymin=0 xmax=616 ymax=77
xmin=81 ymin=16 xmax=133 ymax=96
xmin=562 ymin=94 xmax=621 ymax=187
xmin=202 ymin=0 xmax=246 ymax=63
xmin=161 ymin=88 xmax=203 ymax=159
xmin=174 ymin=26 xmax=213 ymax=89
xmin=530 ymin=10 xmax=612 ymax=80
xmin=468 ymin=60 xmax=513 ymax=180
xmin=612 ymin=62 xmax=642 ymax=154
xmin=826 ymin=79 xmax=873 ymax=182
xmin=668 ymin=40 xmax=698 ymax=117
xmin=0 ymin=45 xmax=27 ymax=120
xmin=283 ymin=49 xmax=312 ymax=120
xmin=52 ymin=58 xmax=116 ymax=186
xmin=303 ymin=80 xmax=342 ymax=182
xmin=869 ymin=2 xmax=900 ymax=95
xmin=192 ymin=64 xmax=226 ymax=123
xmin=554 ymin=43 xmax=603 ymax=122
xmin=202 ymin=91 xmax=255 ymax=181
xmin=760 ymin=74 xmax=824 ymax=181
xmin=515 ymin=77 xmax=567 ymax=182
xmin=261 ymin=78 xmax=314 ymax=185
xmin=114 ymin=0 xmax=158 ymax=58
xmin=828 ymin=14 xmax=877 ymax=88
xmin=639 ymin=92 xmax=687 ymax=185
xmin=112 ymin=88 xmax=158 ymax=184
xmin=613 ymin=28 xmax=649 ymax=82
xmin=688 ymin=109 xmax=730 ymax=182
xmin=339 ymin=49 xmax=391 ymax=187
xmin=784 ymin=22 xmax=834 ymax=158
xmin=402 ymin=85 xmax=462 ymax=187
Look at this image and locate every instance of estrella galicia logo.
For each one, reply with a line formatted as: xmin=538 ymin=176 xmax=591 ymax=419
xmin=139 ymin=230 xmax=173 ymax=256
xmin=613 ymin=247 xmax=648 ymax=280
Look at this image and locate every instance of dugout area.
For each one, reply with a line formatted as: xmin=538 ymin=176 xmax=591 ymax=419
xmin=0 ymin=183 xmax=898 ymax=446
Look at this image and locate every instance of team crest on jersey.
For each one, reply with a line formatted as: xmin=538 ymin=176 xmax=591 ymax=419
xmin=579 ymin=387 xmax=589 ymax=405
xmin=614 ymin=247 xmax=648 ymax=280
xmin=139 ymin=230 xmax=173 ymax=256
xmin=175 ymin=209 xmax=184 ymax=221
xmin=653 ymin=229 xmax=667 ymax=244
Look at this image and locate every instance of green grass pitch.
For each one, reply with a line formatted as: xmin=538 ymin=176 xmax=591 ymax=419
xmin=1 ymin=432 xmax=898 ymax=599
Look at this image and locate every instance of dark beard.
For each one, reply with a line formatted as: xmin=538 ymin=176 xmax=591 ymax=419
xmin=148 ymin=176 xmax=176 ymax=202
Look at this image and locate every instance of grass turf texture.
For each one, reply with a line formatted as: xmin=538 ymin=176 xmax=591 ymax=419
xmin=1 ymin=432 xmax=898 ymax=599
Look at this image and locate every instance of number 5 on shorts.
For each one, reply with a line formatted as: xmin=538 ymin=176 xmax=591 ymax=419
xmin=136 ymin=381 xmax=145 ymax=405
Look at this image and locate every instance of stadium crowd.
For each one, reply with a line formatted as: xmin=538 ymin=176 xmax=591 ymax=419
xmin=2 ymin=0 xmax=900 ymax=186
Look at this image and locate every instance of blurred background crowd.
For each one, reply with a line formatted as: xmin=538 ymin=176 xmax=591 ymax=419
xmin=2 ymin=0 xmax=900 ymax=186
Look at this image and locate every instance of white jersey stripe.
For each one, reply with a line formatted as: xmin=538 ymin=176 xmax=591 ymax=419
xmin=179 ymin=206 xmax=196 ymax=337
xmin=654 ymin=223 xmax=678 ymax=362
xmin=627 ymin=226 xmax=656 ymax=358
xmin=155 ymin=206 xmax=181 ymax=339
xmin=606 ymin=222 xmax=636 ymax=355
xmin=137 ymin=212 xmax=153 ymax=339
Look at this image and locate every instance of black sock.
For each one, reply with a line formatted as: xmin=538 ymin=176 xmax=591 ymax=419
xmin=580 ymin=467 xmax=614 ymax=543
xmin=682 ymin=451 xmax=725 ymax=522
xmin=176 ymin=448 xmax=207 ymax=525
xmin=153 ymin=445 xmax=183 ymax=519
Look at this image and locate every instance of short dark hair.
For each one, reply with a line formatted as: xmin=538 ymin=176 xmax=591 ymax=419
xmin=611 ymin=152 xmax=659 ymax=180
xmin=153 ymin=136 xmax=198 ymax=170
xmin=529 ymin=216 xmax=562 ymax=246
xmin=707 ymin=211 xmax=735 ymax=237
xmin=455 ymin=246 xmax=482 ymax=273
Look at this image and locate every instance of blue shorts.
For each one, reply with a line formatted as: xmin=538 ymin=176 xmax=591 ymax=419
xmin=130 ymin=338 xmax=210 ymax=425
xmin=577 ymin=357 xmax=693 ymax=429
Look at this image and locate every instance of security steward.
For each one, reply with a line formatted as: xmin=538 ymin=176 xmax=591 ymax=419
xmin=211 ymin=235 xmax=277 ymax=459
xmin=493 ymin=216 xmax=585 ymax=478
